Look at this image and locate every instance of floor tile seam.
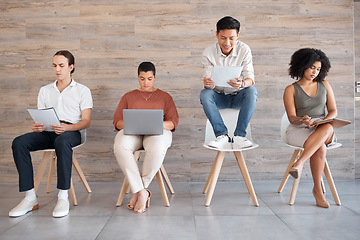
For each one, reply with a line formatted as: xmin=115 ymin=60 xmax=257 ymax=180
xmin=188 ymin=182 xmax=200 ymax=240
xmin=340 ymin=205 xmax=360 ymax=215
xmin=94 ymin=206 xmax=117 ymax=240
xmin=275 ymin=210 xmax=358 ymax=217
xmin=0 ymin=213 xmax=32 ymax=236
xmin=257 ymin=194 xmax=298 ymax=234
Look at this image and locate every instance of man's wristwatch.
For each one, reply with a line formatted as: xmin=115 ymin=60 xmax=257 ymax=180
xmin=242 ymin=80 xmax=246 ymax=88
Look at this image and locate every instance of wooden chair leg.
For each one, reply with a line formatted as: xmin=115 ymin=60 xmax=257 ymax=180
xmin=160 ymin=165 xmax=174 ymax=194
xmin=289 ymin=176 xmax=301 ymax=205
xmin=72 ymin=154 xmax=92 ymax=193
xmin=116 ymin=177 xmax=129 ymax=207
xmin=125 ymin=182 xmax=131 ymax=194
xmin=203 ymin=157 xmax=217 ymax=194
xmin=134 ymin=151 xmax=142 ymax=161
xmin=321 ymin=177 xmax=326 ymax=194
xmin=46 ymin=152 xmax=56 ymax=193
xmin=69 ymin=178 xmax=77 ymax=206
xmin=278 ymin=149 xmax=302 ymax=193
xmin=233 ymin=151 xmax=259 ymax=207
xmin=34 ymin=151 xmax=52 ymax=194
xmin=323 ymin=159 xmax=341 ymax=205
xmin=156 ymin=170 xmax=170 ymax=207
xmin=205 ymin=151 xmax=226 ymax=207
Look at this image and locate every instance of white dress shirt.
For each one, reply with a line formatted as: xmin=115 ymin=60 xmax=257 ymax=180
xmin=37 ymin=79 xmax=93 ymax=124
xmin=202 ymin=40 xmax=255 ymax=94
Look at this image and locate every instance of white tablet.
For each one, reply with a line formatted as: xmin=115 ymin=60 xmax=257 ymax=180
xmin=210 ymin=65 xmax=243 ymax=88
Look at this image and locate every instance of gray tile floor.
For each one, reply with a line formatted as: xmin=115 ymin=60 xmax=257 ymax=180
xmin=0 ymin=179 xmax=359 ymax=240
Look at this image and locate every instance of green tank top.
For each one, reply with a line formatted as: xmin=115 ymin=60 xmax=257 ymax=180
xmin=293 ymin=81 xmax=327 ymax=118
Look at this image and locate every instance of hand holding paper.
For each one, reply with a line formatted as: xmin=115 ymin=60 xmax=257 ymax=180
xmin=210 ymin=65 xmax=243 ymax=88
xmin=32 ymin=123 xmax=46 ymax=132
xmin=27 ymin=107 xmax=60 ymax=132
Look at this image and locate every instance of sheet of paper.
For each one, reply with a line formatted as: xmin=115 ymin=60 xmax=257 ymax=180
xmin=27 ymin=107 xmax=60 ymax=131
xmin=210 ymin=65 xmax=243 ymax=88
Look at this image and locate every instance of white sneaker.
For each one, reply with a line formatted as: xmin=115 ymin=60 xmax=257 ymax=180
xmin=9 ymin=198 xmax=39 ymax=217
xmin=208 ymin=135 xmax=231 ymax=149
xmin=232 ymin=136 xmax=253 ymax=149
xmin=52 ymin=199 xmax=70 ymax=218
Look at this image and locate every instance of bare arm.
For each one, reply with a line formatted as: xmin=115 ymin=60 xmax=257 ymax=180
xmin=323 ymin=80 xmax=337 ymax=120
xmin=283 ymin=85 xmax=312 ymax=127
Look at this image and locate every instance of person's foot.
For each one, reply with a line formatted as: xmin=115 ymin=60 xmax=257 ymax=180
xmin=134 ymin=189 xmax=151 ymax=213
xmin=127 ymin=193 xmax=138 ymax=210
xmin=52 ymin=199 xmax=70 ymax=218
xmin=312 ymin=188 xmax=330 ymax=208
xmin=232 ymin=136 xmax=253 ymax=149
xmin=208 ymin=135 xmax=231 ymax=149
xmin=289 ymin=161 xmax=304 ymax=179
xmin=9 ymin=198 xmax=39 ymax=217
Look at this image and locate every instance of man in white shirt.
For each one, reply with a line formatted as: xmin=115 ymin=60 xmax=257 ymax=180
xmin=9 ymin=50 xmax=93 ymax=218
xmin=200 ymin=16 xmax=258 ymax=149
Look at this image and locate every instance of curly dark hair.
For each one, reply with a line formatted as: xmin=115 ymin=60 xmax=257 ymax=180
xmin=288 ymin=48 xmax=331 ymax=82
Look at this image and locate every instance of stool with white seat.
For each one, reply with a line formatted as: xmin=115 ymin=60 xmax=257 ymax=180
xmin=116 ymin=149 xmax=174 ymax=207
xmin=34 ymin=129 xmax=92 ymax=206
xmin=278 ymin=113 xmax=341 ymax=205
xmin=203 ymin=108 xmax=259 ymax=207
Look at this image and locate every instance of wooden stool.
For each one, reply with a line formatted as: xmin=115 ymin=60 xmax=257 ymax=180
xmin=203 ymin=109 xmax=259 ymax=207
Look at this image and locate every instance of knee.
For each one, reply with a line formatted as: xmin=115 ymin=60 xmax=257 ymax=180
xmin=144 ymin=141 xmax=170 ymax=155
xmin=54 ymin=136 xmax=71 ymax=150
xmin=244 ymin=86 xmax=258 ymax=101
xmin=113 ymin=138 xmax=135 ymax=157
xmin=12 ymin=135 xmax=25 ymax=152
xmin=321 ymin=123 xmax=334 ymax=136
xmin=144 ymin=146 xmax=168 ymax=156
xmin=113 ymin=142 xmax=128 ymax=156
xmin=326 ymin=123 xmax=334 ymax=134
xmin=200 ymin=88 xmax=215 ymax=105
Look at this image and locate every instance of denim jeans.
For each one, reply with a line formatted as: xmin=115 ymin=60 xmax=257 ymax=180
xmin=200 ymin=85 xmax=258 ymax=137
xmin=12 ymin=131 xmax=81 ymax=192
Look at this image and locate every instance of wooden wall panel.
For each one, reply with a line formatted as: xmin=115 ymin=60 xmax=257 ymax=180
xmin=355 ymin=1 xmax=360 ymax=179
xmin=0 ymin=0 xmax=357 ymax=183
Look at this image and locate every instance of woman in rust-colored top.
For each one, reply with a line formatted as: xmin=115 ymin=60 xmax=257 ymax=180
xmin=113 ymin=62 xmax=179 ymax=213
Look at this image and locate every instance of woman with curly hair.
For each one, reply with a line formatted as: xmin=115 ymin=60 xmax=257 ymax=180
xmin=283 ymin=48 xmax=336 ymax=208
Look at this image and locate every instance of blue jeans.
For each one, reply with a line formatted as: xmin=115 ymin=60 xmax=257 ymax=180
xmin=200 ymin=86 xmax=258 ymax=137
xmin=12 ymin=131 xmax=81 ymax=192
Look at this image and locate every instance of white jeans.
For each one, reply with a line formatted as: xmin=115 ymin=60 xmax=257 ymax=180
xmin=113 ymin=130 xmax=172 ymax=193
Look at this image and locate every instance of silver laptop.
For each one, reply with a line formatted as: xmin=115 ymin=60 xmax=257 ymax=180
xmin=123 ymin=109 xmax=163 ymax=135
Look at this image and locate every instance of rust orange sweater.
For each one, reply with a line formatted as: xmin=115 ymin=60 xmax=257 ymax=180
xmin=113 ymin=89 xmax=179 ymax=132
